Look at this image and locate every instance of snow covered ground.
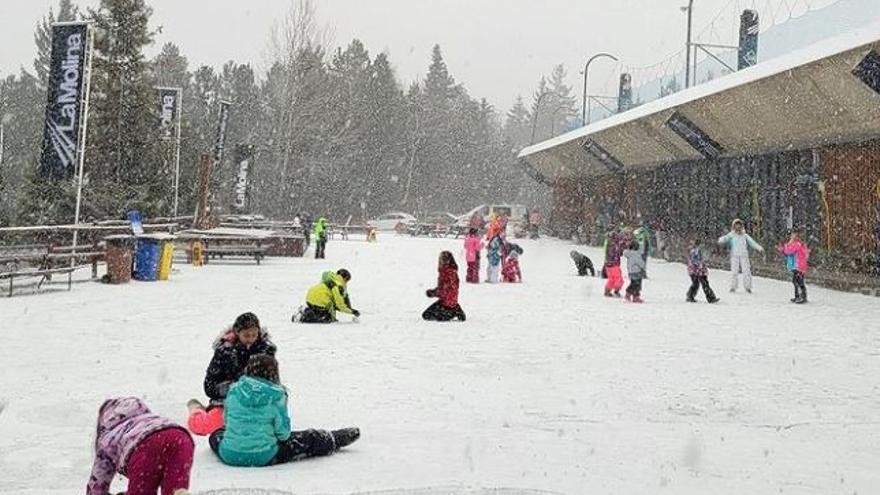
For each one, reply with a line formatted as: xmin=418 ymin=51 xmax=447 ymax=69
xmin=1 ymin=235 xmax=879 ymax=495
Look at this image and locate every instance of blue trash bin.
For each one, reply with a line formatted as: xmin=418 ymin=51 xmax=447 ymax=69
xmin=134 ymin=237 xmax=161 ymax=281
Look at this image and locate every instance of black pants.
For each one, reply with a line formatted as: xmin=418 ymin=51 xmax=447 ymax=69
xmin=210 ymin=428 xmax=335 ymax=465
xmin=626 ymin=277 xmax=642 ymax=296
xmin=422 ymin=301 xmax=466 ymax=321
xmin=315 ymin=238 xmax=326 ymax=259
xmin=687 ymin=275 xmax=717 ymax=301
xmin=792 ymin=270 xmax=807 ymax=300
xmin=300 ymin=304 xmax=334 ymax=323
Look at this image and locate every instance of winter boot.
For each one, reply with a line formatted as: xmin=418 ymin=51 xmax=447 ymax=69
xmin=291 ymin=305 xmax=306 ymax=323
xmin=604 ymin=290 xmax=613 ymax=297
xmin=707 ymin=297 xmax=720 ymax=304
xmin=187 ymin=398 xmax=206 ymax=412
xmin=624 ymin=293 xmax=632 ymax=302
xmin=331 ymin=427 xmax=360 ymax=449
xmin=613 ymin=290 xmax=622 ymax=298
xmin=686 ymin=297 xmax=697 ymax=303
xmin=631 ymin=295 xmax=644 ymax=303
xmin=794 ymin=297 xmax=807 ymax=304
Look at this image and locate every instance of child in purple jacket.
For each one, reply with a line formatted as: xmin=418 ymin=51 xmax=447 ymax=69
xmin=87 ymin=397 xmax=194 ymax=495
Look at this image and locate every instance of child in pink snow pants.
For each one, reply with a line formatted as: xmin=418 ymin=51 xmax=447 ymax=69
xmin=463 ymin=228 xmax=484 ymax=283
xmin=87 ymin=397 xmax=194 ymax=495
xmin=603 ymin=231 xmax=627 ymax=297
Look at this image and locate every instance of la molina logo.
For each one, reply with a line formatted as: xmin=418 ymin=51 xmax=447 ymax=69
xmin=47 ymin=32 xmax=84 ymax=169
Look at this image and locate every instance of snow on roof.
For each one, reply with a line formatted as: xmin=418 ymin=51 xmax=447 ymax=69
xmin=519 ymin=19 xmax=880 ymax=159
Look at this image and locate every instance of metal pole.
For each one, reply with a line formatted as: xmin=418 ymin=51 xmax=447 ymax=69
xmin=582 ymin=53 xmax=619 ymax=125
xmin=685 ymin=0 xmax=695 ymax=88
xmin=72 ymin=24 xmax=95 ymax=254
xmin=172 ymin=89 xmax=183 ymax=218
xmin=0 ymin=123 xmax=4 ymax=168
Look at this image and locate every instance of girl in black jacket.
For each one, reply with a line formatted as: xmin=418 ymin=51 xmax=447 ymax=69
xmin=187 ymin=312 xmax=276 ymax=435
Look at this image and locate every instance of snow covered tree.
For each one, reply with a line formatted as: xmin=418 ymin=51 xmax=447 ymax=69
xmin=33 ymin=0 xmax=80 ymax=87
xmin=85 ymin=0 xmax=164 ymax=217
xmin=503 ymin=95 xmax=532 ymax=149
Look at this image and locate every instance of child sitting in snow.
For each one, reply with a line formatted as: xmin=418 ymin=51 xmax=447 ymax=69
xmin=209 ymin=354 xmax=360 ymax=467
xmin=502 ymin=250 xmax=522 ymax=283
xmin=187 ymin=312 xmax=276 ymax=436
xmin=622 ymin=240 xmax=646 ymax=302
xmin=778 ymin=230 xmax=810 ymax=304
xmin=686 ymin=239 xmax=720 ymax=303
xmin=294 ymin=269 xmax=360 ymax=323
xmin=423 ymin=251 xmax=467 ymax=321
xmin=87 ymin=397 xmax=194 ymax=495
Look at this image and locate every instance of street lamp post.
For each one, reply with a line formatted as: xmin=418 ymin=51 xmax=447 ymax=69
xmin=683 ymin=0 xmax=695 ymax=88
xmin=581 ymin=53 xmax=619 ymax=125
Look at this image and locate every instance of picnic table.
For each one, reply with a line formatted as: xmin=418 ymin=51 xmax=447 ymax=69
xmin=176 ymin=228 xmax=274 ymax=264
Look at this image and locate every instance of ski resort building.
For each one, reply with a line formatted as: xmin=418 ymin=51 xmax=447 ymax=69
xmin=519 ymin=24 xmax=880 ymax=279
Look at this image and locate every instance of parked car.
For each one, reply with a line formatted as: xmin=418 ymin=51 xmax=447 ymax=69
xmin=455 ymin=204 xmax=528 ymax=228
xmin=423 ymin=211 xmax=459 ymax=228
xmin=367 ymin=212 xmax=418 ymax=231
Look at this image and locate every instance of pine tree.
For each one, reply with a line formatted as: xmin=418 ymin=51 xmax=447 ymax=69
xmin=33 ymin=0 xmax=80 ymax=87
xmin=86 ymin=0 xmax=163 ymax=218
xmin=660 ymin=76 xmax=681 ymax=97
xmin=503 ymin=95 xmax=531 ymax=149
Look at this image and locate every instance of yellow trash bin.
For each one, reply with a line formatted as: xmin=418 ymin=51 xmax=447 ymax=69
xmin=191 ymin=240 xmax=204 ymax=267
xmin=158 ymin=241 xmax=174 ymax=280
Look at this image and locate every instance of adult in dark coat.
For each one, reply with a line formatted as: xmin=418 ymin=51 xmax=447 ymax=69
xmin=204 ymin=312 xmax=277 ymax=401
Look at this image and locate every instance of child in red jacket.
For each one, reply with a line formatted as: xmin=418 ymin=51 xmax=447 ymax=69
xmin=423 ymin=251 xmax=466 ymax=321
xmin=501 ymin=250 xmax=522 ymax=283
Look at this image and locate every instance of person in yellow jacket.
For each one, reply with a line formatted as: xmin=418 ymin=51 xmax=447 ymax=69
xmin=293 ymin=269 xmax=360 ymax=323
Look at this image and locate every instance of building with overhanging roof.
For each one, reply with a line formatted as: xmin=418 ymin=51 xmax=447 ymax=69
xmin=518 ymin=22 xmax=880 ymax=276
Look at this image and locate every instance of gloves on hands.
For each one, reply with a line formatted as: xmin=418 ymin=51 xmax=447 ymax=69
xmin=426 ymin=289 xmax=437 ymax=298
xmin=352 ymin=309 xmax=361 ymax=317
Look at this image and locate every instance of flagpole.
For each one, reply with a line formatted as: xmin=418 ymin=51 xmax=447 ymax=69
xmin=172 ymin=89 xmax=182 ymax=218
xmin=71 ymin=23 xmax=94 ymax=254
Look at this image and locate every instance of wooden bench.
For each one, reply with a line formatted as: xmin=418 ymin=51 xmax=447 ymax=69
xmin=0 ymin=241 xmax=104 ymax=296
xmin=0 ymin=266 xmax=79 ymax=296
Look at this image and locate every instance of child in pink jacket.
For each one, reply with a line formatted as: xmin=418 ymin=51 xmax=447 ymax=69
xmin=778 ymin=230 xmax=810 ymax=304
xmin=87 ymin=397 xmax=194 ymax=495
xmin=463 ymin=227 xmax=484 ymax=284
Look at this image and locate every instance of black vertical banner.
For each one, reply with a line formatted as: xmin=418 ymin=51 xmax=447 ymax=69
xmin=617 ymin=73 xmax=633 ymax=113
xmin=157 ymin=87 xmax=180 ymax=140
xmin=213 ymin=100 xmax=231 ymax=167
xmin=231 ymin=144 xmax=255 ymax=212
xmin=738 ymin=10 xmax=760 ymax=70
xmin=40 ymin=22 xmax=89 ymax=178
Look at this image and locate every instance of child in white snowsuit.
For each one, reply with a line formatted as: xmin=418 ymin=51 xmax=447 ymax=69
xmin=622 ymin=241 xmax=646 ymax=302
xmin=718 ymin=218 xmax=764 ymax=293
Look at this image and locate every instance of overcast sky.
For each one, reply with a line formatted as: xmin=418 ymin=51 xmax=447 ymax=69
xmin=0 ymin=0 xmax=840 ymax=111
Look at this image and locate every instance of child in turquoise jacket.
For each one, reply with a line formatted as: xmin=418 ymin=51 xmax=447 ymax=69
xmin=209 ymin=354 xmax=359 ymax=466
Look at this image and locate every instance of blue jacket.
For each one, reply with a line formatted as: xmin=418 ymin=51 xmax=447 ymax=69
xmin=219 ymin=376 xmax=291 ymax=467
